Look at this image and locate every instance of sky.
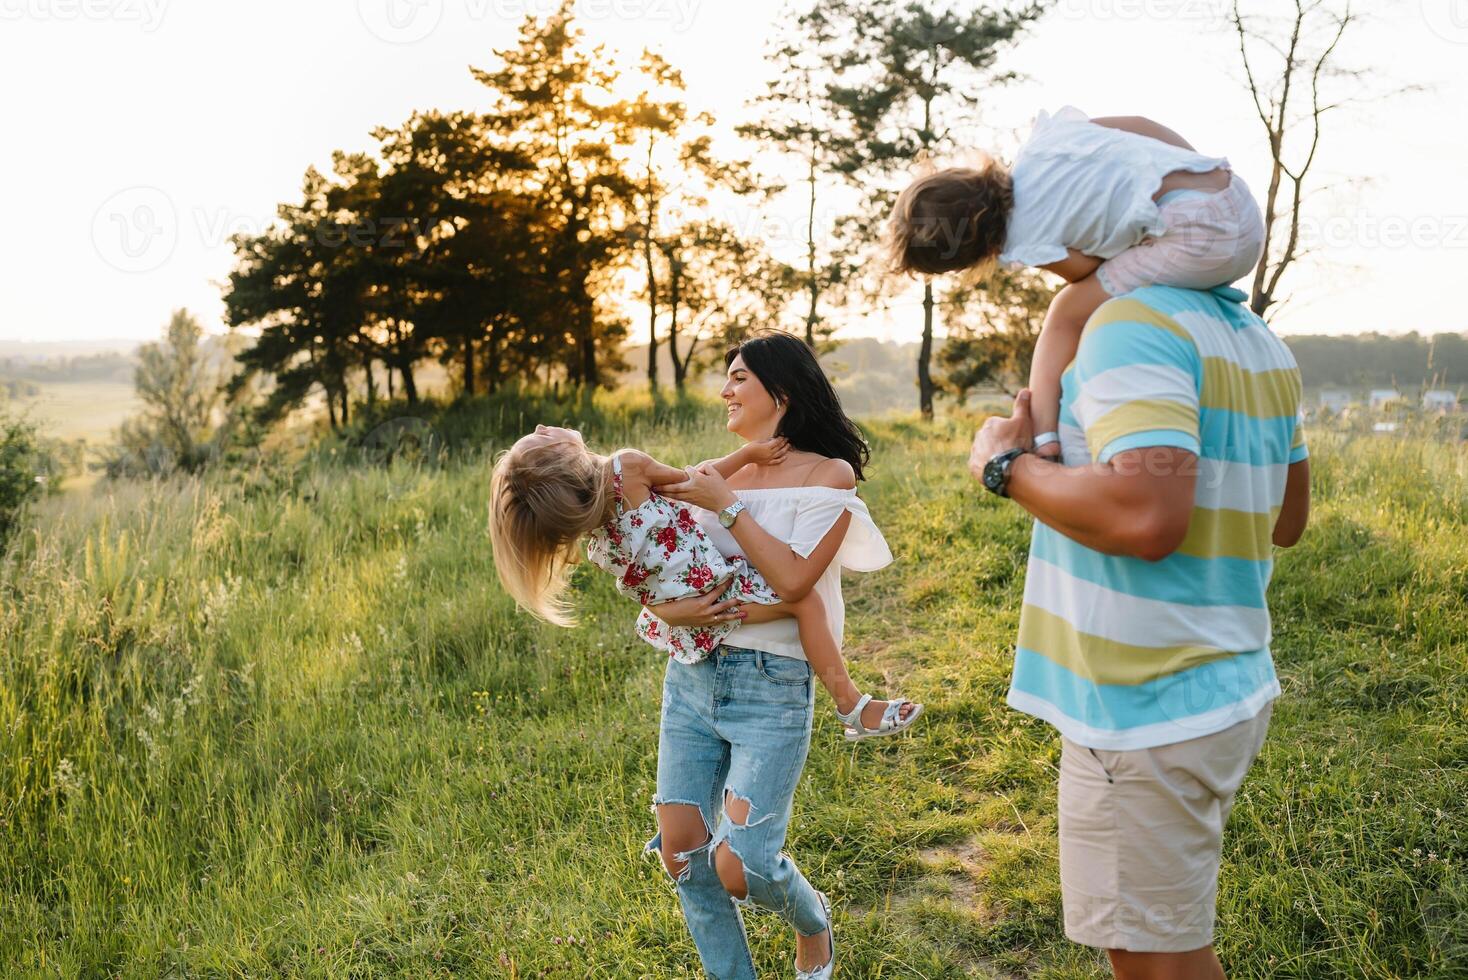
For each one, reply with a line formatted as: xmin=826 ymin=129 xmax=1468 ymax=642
xmin=1 ymin=0 xmax=1464 ymax=348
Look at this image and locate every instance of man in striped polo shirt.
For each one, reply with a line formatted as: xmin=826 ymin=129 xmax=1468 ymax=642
xmin=969 ymin=283 xmax=1310 ymax=979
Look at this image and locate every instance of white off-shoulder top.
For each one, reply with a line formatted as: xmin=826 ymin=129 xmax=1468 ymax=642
xmin=692 ymin=485 xmax=893 ymax=663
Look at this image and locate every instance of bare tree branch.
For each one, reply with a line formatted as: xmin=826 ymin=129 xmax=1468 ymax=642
xmin=1230 ymin=0 xmax=1408 ymax=320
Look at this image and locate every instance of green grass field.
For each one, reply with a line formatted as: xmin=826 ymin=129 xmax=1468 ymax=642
xmin=2 ymin=395 xmax=1465 ymax=977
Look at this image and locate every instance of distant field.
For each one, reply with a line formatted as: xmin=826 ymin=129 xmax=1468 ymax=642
xmin=10 ymin=381 xmax=140 ymax=444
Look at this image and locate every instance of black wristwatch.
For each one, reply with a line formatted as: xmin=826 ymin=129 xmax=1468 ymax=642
xmin=982 ymin=446 xmax=1027 ymax=498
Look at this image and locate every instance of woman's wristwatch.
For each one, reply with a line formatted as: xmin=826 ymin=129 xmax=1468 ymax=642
xmin=718 ymin=499 xmax=746 ymax=528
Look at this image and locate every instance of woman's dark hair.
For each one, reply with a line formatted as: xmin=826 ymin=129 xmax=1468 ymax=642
xmin=725 ymin=331 xmax=870 ymax=482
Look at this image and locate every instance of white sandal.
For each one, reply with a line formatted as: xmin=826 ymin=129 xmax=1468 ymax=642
xmin=795 ymin=890 xmax=834 ymax=980
xmin=836 ymin=694 xmax=925 ymax=741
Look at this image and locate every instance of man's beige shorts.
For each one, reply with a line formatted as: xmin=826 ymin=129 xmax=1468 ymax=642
xmin=1058 ymin=702 xmax=1273 ymax=953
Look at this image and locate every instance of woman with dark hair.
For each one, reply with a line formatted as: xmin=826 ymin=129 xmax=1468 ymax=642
xmin=727 ymin=332 xmax=873 ymax=481
xmin=645 ymin=331 xmax=919 ymax=979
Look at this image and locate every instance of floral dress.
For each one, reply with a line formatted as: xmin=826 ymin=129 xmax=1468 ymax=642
xmin=586 ymin=454 xmax=780 ymax=664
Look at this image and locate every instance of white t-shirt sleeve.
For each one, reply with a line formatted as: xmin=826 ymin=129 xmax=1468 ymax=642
xmin=1000 ymin=241 xmax=1070 ymax=269
xmin=786 ymin=490 xmax=894 ymax=572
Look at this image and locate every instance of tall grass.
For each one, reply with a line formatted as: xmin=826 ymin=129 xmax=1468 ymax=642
xmin=2 ymin=400 xmax=1464 ymax=977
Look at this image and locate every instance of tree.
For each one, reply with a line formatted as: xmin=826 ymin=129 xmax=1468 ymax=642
xmin=317 ymin=152 xmax=400 ymax=419
xmin=1230 ymin=0 xmax=1405 ymax=317
xmin=629 ymin=101 xmax=780 ymax=391
xmin=826 ymin=0 xmax=1044 ymax=417
xmin=937 ymin=266 xmax=1058 ymax=404
xmin=660 ymin=221 xmax=798 ymax=390
xmin=1284 ymin=331 xmax=1468 ymax=389
xmin=324 ymin=150 xmax=418 ymax=411
xmin=225 ymin=101 xmax=574 ymax=419
xmin=372 ymin=110 xmax=542 ymax=398
xmin=472 ymin=2 xmax=635 ymax=388
xmin=225 ymin=164 xmax=382 ymax=427
xmin=131 ymin=309 xmax=222 ymax=469
xmin=623 ymin=51 xmax=699 ymax=392
xmin=737 ymin=5 xmax=859 ymax=350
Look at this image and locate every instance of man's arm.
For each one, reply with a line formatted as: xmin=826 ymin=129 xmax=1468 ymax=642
xmin=1090 ymin=115 xmax=1195 ymax=151
xmin=971 ymin=295 xmax=1205 ymax=559
xmin=1006 ymin=448 xmax=1197 ymax=561
xmin=1272 ymin=459 xmax=1310 ymax=547
xmin=969 ymin=369 xmax=1199 ymax=562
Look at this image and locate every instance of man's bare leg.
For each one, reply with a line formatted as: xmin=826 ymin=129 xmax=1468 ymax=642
xmin=1107 ymin=946 xmax=1226 ymax=980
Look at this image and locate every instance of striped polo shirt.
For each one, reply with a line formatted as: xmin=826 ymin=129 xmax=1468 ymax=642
xmin=1009 ymin=284 xmax=1307 ymax=750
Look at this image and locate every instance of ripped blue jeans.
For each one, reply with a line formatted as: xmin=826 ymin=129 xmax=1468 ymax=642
xmin=647 ymin=644 xmax=828 ymax=979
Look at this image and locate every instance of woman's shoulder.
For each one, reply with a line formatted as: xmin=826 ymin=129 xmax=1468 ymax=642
xmin=804 ymin=455 xmax=856 ymax=491
xmin=745 ymin=453 xmax=854 ymax=493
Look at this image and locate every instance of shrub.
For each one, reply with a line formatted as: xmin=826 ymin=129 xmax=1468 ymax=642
xmin=0 ymin=408 xmax=55 ymax=548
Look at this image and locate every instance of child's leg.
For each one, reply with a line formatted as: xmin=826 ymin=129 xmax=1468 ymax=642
xmin=759 ymin=594 xmax=917 ymax=730
xmin=1028 ymin=275 xmax=1112 ymax=458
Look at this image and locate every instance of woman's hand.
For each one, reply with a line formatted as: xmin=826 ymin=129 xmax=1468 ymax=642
xmin=648 ymin=578 xmax=746 ymax=628
xmin=658 ymin=462 xmax=738 ymax=512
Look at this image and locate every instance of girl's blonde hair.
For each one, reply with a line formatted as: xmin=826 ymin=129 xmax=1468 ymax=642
xmin=488 ymin=439 xmax=613 ymax=626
